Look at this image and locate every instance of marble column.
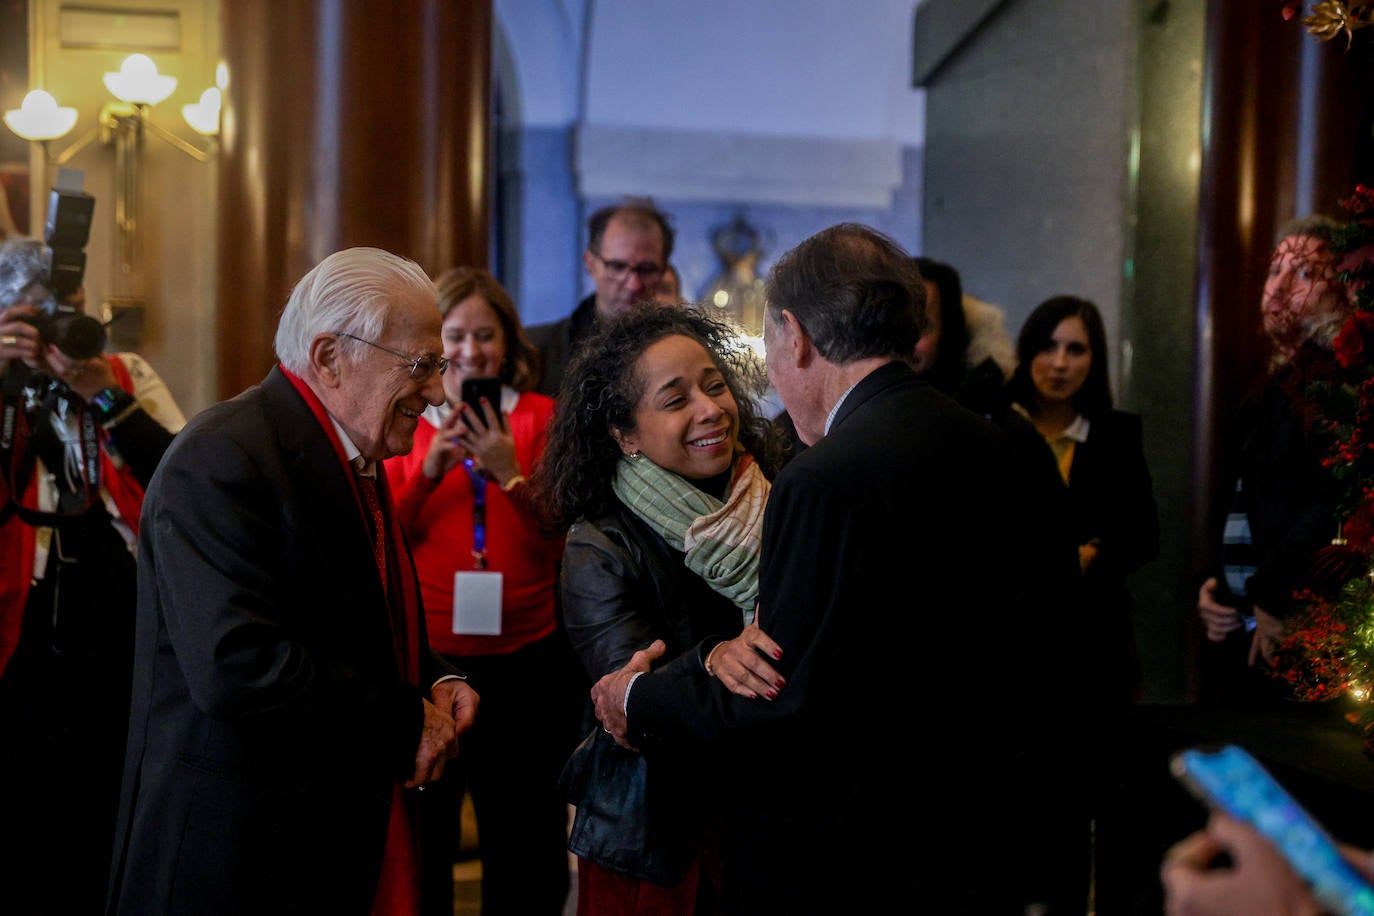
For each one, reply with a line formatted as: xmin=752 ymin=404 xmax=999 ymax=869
xmin=215 ymin=0 xmax=491 ymax=398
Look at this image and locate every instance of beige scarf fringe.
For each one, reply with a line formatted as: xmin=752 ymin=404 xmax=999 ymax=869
xmin=612 ymin=452 xmax=768 ymax=623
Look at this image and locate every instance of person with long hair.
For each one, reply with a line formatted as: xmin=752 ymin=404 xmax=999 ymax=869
xmin=1009 ymin=294 xmax=1160 ymax=708
xmin=1010 ymin=295 xmax=1161 ymax=914
xmin=534 ymin=302 xmax=784 ymax=916
xmin=385 ymin=267 xmax=585 ymax=915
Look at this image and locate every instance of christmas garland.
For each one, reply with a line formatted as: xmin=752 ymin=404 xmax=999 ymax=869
xmin=1266 ymin=186 xmax=1374 ymax=717
xmin=1262 ymin=6 xmax=1374 ymax=731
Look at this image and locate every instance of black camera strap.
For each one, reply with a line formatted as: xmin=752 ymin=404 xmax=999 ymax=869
xmin=0 ymin=364 xmax=101 ymax=526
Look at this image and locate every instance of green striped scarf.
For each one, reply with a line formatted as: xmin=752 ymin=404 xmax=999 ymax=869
xmin=612 ymin=452 xmax=769 ymax=624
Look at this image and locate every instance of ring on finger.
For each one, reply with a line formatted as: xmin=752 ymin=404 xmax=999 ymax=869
xmin=0 ymin=335 xmax=17 ymax=346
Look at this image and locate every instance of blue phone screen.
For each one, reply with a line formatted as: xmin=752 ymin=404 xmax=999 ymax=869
xmin=1173 ymin=745 xmax=1374 ymax=916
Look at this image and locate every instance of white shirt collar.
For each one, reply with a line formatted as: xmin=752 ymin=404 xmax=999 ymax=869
xmin=328 ymin=414 xmax=371 ymax=476
xmin=1011 ymin=403 xmax=1091 ymax=444
xmin=1061 ymin=413 xmax=1091 ymax=443
xmin=823 ymin=377 xmax=864 ymax=436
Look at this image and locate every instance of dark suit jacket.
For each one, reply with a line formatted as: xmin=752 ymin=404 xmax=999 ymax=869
xmin=627 ymin=361 xmax=1050 ymax=914
xmin=108 ymin=366 xmax=456 ymax=916
xmin=1198 ymin=368 xmax=1343 ymax=703
xmin=526 ymin=294 xmax=597 ymax=397
xmin=1226 ymin=371 xmax=1341 ymax=617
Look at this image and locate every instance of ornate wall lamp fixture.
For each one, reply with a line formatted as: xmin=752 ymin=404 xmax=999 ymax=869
xmin=3 ymin=54 xmax=221 ymax=241
xmin=2 ymin=53 xmax=222 ymax=342
xmin=4 ymin=53 xmax=221 ymax=156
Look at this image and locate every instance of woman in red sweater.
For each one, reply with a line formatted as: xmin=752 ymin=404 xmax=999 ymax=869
xmin=387 ymin=267 xmax=586 ymax=916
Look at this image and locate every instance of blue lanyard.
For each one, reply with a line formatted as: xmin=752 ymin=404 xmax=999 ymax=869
xmin=463 ymin=457 xmax=488 ymax=569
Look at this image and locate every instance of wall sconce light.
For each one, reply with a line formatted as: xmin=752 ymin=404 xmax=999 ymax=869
xmin=3 ymin=53 xmax=221 ymax=248
xmin=2 ymin=54 xmax=218 ymax=161
xmin=3 ymin=54 xmax=220 ymax=165
xmin=181 ymin=88 xmax=223 ymax=137
xmin=3 ymin=54 xmax=222 ymax=344
xmin=3 ymin=91 xmax=78 ymax=141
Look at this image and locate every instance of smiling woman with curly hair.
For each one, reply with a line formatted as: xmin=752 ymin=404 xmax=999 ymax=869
xmin=532 ymin=301 xmax=785 ymax=916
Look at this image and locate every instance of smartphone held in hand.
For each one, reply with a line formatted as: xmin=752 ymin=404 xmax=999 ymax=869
xmin=460 ymin=376 xmax=504 ymax=430
xmin=1170 ymin=744 xmax=1374 ymax=916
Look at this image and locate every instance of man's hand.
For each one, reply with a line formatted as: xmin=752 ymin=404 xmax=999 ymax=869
xmin=0 ymin=306 xmax=42 ymax=370
xmin=590 ymin=640 xmax=665 ymax=749
xmin=1161 ymin=813 xmax=1325 ymax=916
xmin=406 ymin=697 xmax=461 ymax=789
xmin=1249 ymin=606 xmax=1285 ymax=667
xmin=434 ymin=678 xmax=479 ymax=735
xmin=1197 ymin=577 xmax=1245 ymax=643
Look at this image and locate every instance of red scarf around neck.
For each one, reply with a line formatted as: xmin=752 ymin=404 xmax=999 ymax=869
xmin=280 ymin=365 xmax=424 ymax=916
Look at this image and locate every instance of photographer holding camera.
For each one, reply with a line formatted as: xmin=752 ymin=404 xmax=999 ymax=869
xmin=0 ymin=234 xmax=185 ymax=914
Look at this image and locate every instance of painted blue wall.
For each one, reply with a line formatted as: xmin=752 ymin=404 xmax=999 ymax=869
xmin=492 ymin=0 xmax=928 ymax=327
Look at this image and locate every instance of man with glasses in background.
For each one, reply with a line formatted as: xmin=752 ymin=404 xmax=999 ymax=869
xmin=527 ymin=196 xmax=675 ymax=396
xmin=108 ymin=247 xmax=479 ymax=916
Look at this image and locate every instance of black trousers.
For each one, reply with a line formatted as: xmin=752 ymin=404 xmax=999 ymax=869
xmin=420 ymin=630 xmax=589 ymax=916
xmin=0 ymin=513 xmax=137 ymax=916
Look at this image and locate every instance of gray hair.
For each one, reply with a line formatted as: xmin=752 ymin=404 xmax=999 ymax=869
xmin=763 ymin=223 xmax=924 ymax=364
xmin=273 ymin=247 xmax=435 ymax=373
xmin=1275 ymin=214 xmax=1342 ymax=246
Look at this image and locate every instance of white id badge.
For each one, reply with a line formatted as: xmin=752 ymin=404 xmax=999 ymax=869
xmin=453 ymin=571 xmax=503 ymax=634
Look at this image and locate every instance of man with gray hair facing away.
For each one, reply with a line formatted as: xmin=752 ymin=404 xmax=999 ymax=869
xmin=590 ymin=224 xmax=1063 ymax=914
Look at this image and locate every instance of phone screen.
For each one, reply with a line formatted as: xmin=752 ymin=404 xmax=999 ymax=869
xmin=460 ymin=377 xmax=504 ymax=430
xmin=1171 ymin=744 xmax=1374 ymax=916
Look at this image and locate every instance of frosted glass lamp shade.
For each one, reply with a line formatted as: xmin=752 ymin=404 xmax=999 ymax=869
xmin=103 ymin=54 xmax=177 ymax=105
xmin=181 ymin=87 xmax=221 ymax=136
xmin=3 ymin=90 xmax=79 ymax=141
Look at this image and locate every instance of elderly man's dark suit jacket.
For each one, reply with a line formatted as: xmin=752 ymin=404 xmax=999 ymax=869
xmin=107 ymin=366 xmax=456 ymax=915
xmin=628 ymin=360 xmax=1064 ymax=915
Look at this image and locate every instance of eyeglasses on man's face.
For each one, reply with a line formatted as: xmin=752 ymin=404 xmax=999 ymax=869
xmin=590 ymin=251 xmax=665 ymax=283
xmin=337 ymin=332 xmax=449 ymax=381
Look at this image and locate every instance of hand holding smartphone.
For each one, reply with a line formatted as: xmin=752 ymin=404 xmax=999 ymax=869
xmin=1170 ymin=744 xmax=1374 ymax=916
xmin=460 ymin=376 xmax=505 ymax=431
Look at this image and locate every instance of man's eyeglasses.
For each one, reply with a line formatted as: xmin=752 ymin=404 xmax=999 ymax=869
xmin=337 ymin=332 xmax=449 ymax=381
xmin=590 ymin=252 xmax=665 ymax=283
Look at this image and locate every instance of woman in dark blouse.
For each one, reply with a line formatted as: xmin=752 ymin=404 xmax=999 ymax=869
xmin=1010 ymin=294 xmax=1161 ymax=707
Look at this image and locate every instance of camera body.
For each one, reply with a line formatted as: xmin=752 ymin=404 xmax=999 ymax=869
xmin=23 ymin=293 xmax=107 ymax=361
xmin=27 ymin=180 xmax=104 ymax=359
